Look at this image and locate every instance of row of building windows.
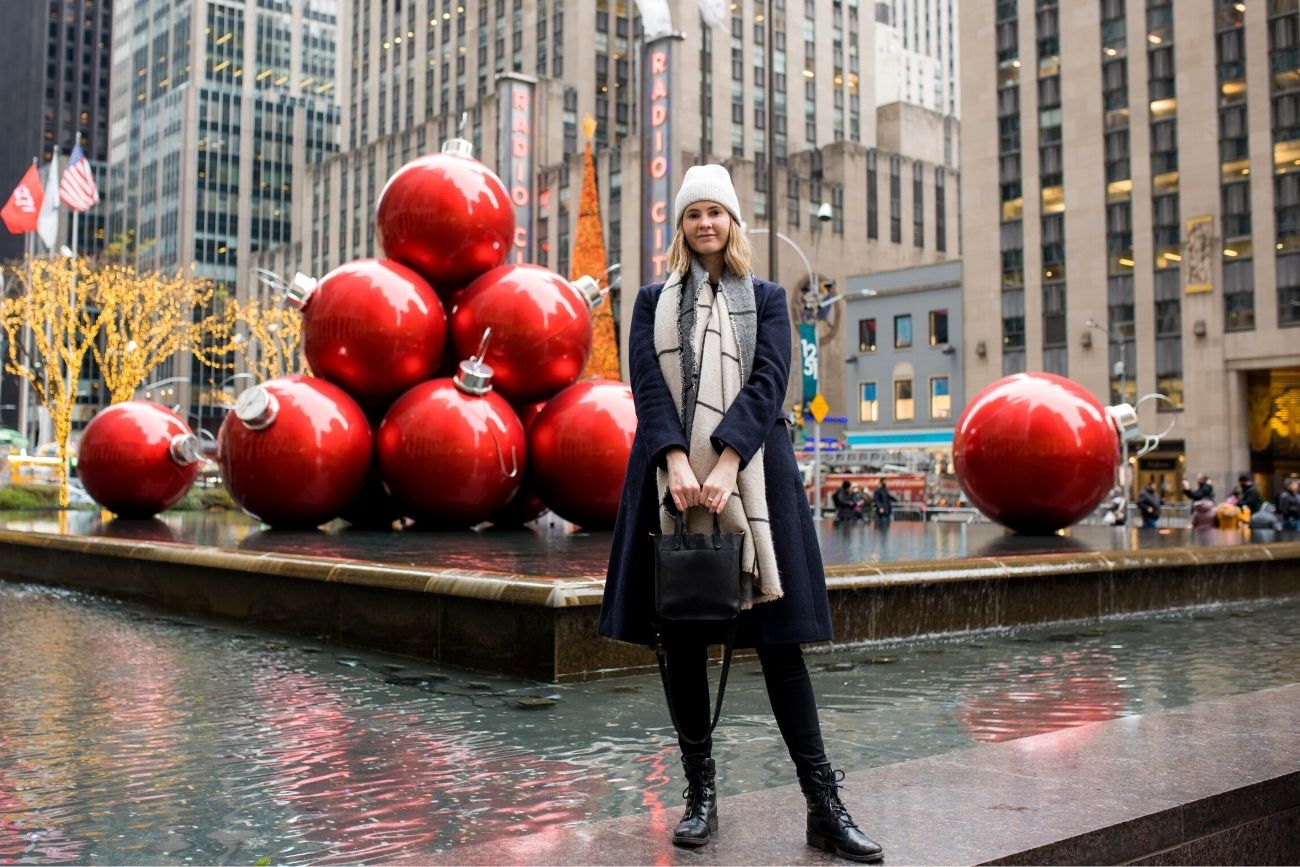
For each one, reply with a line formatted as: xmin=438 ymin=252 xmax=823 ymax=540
xmin=856 ymin=310 xmax=949 ymax=352
xmin=857 ymin=376 xmax=951 ymax=423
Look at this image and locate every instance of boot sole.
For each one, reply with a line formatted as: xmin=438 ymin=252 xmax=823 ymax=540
xmin=671 ymin=815 xmax=719 ymax=848
xmin=807 ymin=831 xmax=885 ymax=863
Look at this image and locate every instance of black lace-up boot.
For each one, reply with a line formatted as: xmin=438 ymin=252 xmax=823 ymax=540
xmin=671 ymin=754 xmax=718 ymax=847
xmin=797 ymin=764 xmax=884 ymax=862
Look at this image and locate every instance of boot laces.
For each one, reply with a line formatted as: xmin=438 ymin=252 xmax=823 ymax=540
xmin=819 ymin=768 xmax=860 ymax=830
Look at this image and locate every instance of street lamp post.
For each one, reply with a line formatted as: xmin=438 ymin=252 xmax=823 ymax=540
xmin=1085 ymin=318 xmax=1130 ymax=509
xmin=744 ymin=225 xmax=874 ymax=515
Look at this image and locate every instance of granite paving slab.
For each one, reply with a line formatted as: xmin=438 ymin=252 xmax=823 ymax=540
xmin=415 ymin=684 xmax=1300 ymax=866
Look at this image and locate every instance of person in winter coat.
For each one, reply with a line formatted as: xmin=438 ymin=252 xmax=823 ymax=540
xmin=1136 ymin=481 xmax=1162 ymax=528
xmin=598 ymin=164 xmax=883 ymax=863
xmin=1280 ymin=477 xmax=1300 ymax=531
xmin=1216 ymin=496 xmax=1250 ymax=529
xmin=1237 ymin=474 xmax=1263 ymax=514
xmin=832 ymin=480 xmax=857 ymax=522
xmin=1182 ymin=473 xmax=1214 ymax=502
xmin=872 ymin=480 xmax=896 ymax=523
xmin=1190 ymin=497 xmax=1218 ymax=529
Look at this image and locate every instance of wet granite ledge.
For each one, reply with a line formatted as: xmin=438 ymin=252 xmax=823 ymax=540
xmin=0 ymin=529 xmax=1297 ymax=681
xmin=414 ymin=684 xmax=1300 ymax=865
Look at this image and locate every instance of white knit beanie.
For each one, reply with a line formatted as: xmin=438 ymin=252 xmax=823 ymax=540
xmin=673 ymin=164 xmax=742 ymax=227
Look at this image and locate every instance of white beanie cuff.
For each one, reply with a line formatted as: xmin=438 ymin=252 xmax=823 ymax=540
xmin=674 ymin=164 xmax=742 ymax=227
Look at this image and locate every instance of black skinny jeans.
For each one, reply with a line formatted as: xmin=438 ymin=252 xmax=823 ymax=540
xmin=661 ymin=633 xmax=828 ymax=775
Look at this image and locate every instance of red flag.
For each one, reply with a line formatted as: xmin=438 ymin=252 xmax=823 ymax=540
xmin=1 ymin=165 xmax=44 ymax=234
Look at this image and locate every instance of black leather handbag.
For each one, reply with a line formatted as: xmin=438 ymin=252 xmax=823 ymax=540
xmin=650 ymin=505 xmax=746 ymax=747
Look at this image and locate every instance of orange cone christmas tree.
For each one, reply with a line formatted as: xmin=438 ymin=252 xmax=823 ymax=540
xmin=574 ymin=115 xmax=621 ymax=380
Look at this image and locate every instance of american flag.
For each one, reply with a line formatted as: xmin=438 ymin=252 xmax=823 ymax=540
xmin=59 ymin=140 xmax=100 ymax=212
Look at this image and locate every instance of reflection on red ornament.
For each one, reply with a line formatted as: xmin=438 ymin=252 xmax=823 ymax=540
xmin=300 ymin=258 xmax=447 ymax=406
xmin=78 ymin=401 xmax=202 ymax=517
xmin=375 ymin=152 xmax=515 ymax=294
xmin=529 ymin=379 xmax=636 ymax=529
xmin=217 ymin=376 xmax=373 ymax=528
xmin=954 ymin=372 xmax=1119 ymax=534
xmin=490 ymin=401 xmax=549 ymax=527
xmin=376 ymin=352 xmax=526 ymax=525
xmin=449 ymin=264 xmax=598 ymax=404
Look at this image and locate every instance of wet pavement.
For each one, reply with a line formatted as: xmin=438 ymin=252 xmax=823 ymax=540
xmin=0 ymin=580 xmax=1295 ymax=864
xmin=0 ymin=510 xmax=1294 ymax=578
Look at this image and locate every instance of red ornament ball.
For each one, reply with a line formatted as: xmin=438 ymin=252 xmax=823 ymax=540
xmin=218 ymin=376 xmax=373 ymax=528
xmin=449 ymin=264 xmax=594 ymax=404
xmin=78 ymin=401 xmax=202 ymax=517
xmin=954 ymin=372 xmax=1120 ymax=534
xmin=376 ymin=376 xmax=526 ymax=525
xmin=529 ymin=379 xmax=637 ymax=529
xmin=375 ymin=152 xmax=515 ymax=294
xmin=302 ymin=258 xmax=447 ymax=406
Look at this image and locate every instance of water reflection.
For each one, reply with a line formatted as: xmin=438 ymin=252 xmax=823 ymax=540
xmin=0 ymin=583 xmax=1294 ymax=863
xmin=5 ymin=511 xmax=1291 ymax=578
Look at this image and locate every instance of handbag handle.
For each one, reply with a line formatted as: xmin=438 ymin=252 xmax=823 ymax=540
xmin=653 ymin=621 xmax=737 ymax=748
xmin=671 ymin=506 xmax=725 ymax=551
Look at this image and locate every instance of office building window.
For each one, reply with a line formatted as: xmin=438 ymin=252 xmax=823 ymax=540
xmin=894 ymin=314 xmax=912 ymax=348
xmin=858 ymin=318 xmax=877 ymax=352
xmin=894 ymin=379 xmax=914 ymax=421
xmin=858 ymin=381 xmax=878 ymax=422
xmin=935 ymin=168 xmax=946 ymax=252
xmin=929 ymin=376 xmax=951 ymax=420
xmin=913 ymin=161 xmax=924 ymax=247
xmin=867 ymin=149 xmax=878 ymax=238
xmin=889 ymin=155 xmax=902 ymax=242
xmin=929 ymin=309 xmax=948 ymax=345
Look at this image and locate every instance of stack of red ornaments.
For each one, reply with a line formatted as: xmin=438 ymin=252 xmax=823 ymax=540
xmin=216 ymin=144 xmax=637 ymax=530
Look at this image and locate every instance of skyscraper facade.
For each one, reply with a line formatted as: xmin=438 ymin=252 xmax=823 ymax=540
xmin=104 ymin=0 xmax=340 ymax=431
xmin=872 ymin=0 xmax=960 ymax=117
xmin=0 ymin=0 xmax=113 ymax=262
xmin=962 ymin=0 xmax=1300 ymax=499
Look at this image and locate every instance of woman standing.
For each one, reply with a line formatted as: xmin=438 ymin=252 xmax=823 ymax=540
xmin=599 ymin=165 xmax=883 ymax=863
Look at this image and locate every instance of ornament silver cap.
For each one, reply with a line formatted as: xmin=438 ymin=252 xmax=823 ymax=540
xmin=454 ymin=327 xmax=495 ymax=396
xmin=285 ymin=272 xmax=318 ymax=309
xmin=168 ymin=433 xmax=203 ymax=466
xmin=441 ymin=111 xmax=474 ymax=157
xmin=234 ymin=386 xmax=280 ymax=430
xmin=1105 ymin=402 xmax=1141 ymax=442
xmin=571 ymin=274 xmax=605 ymax=309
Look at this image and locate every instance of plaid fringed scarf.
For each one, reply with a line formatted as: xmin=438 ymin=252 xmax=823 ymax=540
xmin=653 ymin=260 xmax=782 ymax=607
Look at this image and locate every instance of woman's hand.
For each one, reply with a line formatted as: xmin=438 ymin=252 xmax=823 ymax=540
xmin=701 ymin=448 xmax=741 ymax=514
xmin=665 ymin=449 xmax=702 ymax=512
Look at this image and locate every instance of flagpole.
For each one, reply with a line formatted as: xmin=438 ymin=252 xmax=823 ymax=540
xmin=15 ymin=172 xmax=34 ymax=448
xmin=66 ymin=134 xmax=81 ymax=472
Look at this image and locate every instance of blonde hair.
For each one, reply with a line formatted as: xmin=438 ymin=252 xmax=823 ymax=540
xmin=665 ymin=217 xmax=754 ymax=278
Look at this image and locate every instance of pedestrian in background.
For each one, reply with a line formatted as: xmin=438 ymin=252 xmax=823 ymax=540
xmin=1237 ymin=473 xmax=1263 ymax=514
xmin=1182 ymin=473 xmax=1214 ymax=502
xmin=872 ymin=479 xmax=895 ymax=524
xmin=1279 ymin=477 xmax=1300 ymax=531
xmin=599 ymin=164 xmax=883 ymax=862
xmin=1137 ymin=481 xmax=1162 ymax=529
xmin=832 ymin=480 xmax=856 ymax=523
xmin=1190 ymin=496 xmax=1218 ymax=529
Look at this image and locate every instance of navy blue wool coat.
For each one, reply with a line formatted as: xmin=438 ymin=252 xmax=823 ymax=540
xmin=598 ymin=278 xmax=833 ymax=649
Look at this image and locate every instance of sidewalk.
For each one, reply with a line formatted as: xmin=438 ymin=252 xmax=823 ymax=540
xmin=419 ymin=684 xmax=1300 ymax=865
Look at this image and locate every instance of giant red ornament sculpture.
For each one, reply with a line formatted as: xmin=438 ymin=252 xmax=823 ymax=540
xmin=376 ymin=334 xmax=527 ymax=525
xmin=297 ymin=258 xmax=447 ymax=407
xmin=374 ymin=139 xmax=515 ymax=295
xmin=953 ymin=372 xmax=1120 ymax=534
xmin=449 ymin=264 xmax=603 ymax=404
xmin=77 ymin=401 xmax=203 ymax=517
xmin=218 ymin=376 xmax=373 ymax=528
xmin=529 ymin=379 xmax=637 ymax=529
